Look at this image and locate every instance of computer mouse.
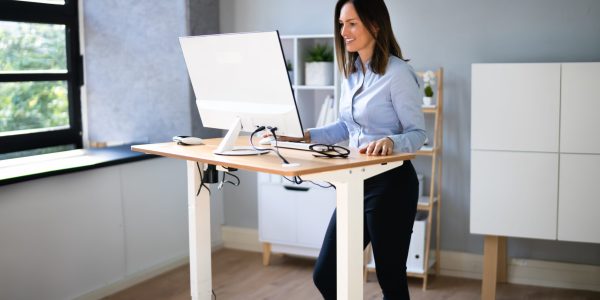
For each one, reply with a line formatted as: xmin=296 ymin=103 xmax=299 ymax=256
xmin=173 ymin=136 xmax=204 ymax=145
xmin=259 ymin=136 xmax=275 ymax=145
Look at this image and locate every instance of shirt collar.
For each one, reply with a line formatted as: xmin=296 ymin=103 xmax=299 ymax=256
xmin=354 ymin=57 xmax=371 ymax=74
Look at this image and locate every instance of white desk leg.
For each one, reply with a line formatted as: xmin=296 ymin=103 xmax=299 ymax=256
xmin=305 ymin=162 xmax=403 ymax=300
xmin=335 ymin=179 xmax=364 ymax=300
xmin=187 ymin=161 xmax=212 ymax=300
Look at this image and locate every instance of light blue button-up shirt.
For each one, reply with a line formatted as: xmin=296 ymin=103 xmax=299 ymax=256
xmin=309 ymin=56 xmax=426 ymax=153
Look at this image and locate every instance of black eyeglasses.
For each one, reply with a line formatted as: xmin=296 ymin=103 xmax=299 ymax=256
xmin=309 ymin=144 xmax=350 ymax=158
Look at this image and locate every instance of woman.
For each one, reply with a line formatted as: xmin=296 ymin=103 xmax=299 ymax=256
xmin=282 ymin=0 xmax=425 ymax=298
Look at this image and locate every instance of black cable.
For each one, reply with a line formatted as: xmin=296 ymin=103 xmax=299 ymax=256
xmin=248 ymin=126 xmax=291 ymax=165
xmin=305 ymin=179 xmax=336 ymax=189
xmin=249 ymin=126 xmax=270 ymax=151
xmin=283 ymin=176 xmax=336 ymax=189
xmin=219 ymin=170 xmax=240 ymax=190
xmin=212 ymin=289 xmax=217 ymax=299
xmin=268 ymin=127 xmax=292 ymax=164
xmin=196 ymin=162 xmax=211 ymax=196
xmin=224 ymin=171 xmax=240 ymax=186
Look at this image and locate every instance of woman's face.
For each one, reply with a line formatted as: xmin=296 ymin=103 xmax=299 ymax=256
xmin=338 ymin=2 xmax=376 ymax=57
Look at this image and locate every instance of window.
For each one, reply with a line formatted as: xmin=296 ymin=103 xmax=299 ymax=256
xmin=0 ymin=0 xmax=83 ymax=158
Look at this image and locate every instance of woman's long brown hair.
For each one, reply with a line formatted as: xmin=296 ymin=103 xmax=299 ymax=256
xmin=334 ymin=0 xmax=406 ymax=78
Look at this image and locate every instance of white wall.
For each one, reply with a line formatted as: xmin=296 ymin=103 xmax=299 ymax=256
xmin=0 ymin=158 xmax=223 ymax=300
xmin=219 ymin=0 xmax=600 ymax=266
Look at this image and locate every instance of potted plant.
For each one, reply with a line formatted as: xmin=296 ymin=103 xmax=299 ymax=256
xmin=305 ymin=43 xmax=334 ymax=86
xmin=286 ymin=59 xmax=294 ymax=84
xmin=422 ymin=70 xmax=435 ymax=106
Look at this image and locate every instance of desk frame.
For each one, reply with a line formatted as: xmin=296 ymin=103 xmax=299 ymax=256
xmin=133 ymin=139 xmax=413 ymax=300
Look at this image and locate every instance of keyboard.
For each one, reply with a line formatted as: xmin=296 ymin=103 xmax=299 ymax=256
xmin=270 ymin=141 xmax=314 ymax=151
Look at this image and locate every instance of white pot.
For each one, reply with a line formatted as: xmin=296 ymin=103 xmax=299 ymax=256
xmin=305 ymin=62 xmax=333 ymax=86
xmin=422 ymin=96 xmax=433 ymax=106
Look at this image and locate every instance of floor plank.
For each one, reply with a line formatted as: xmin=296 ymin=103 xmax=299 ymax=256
xmin=104 ymin=249 xmax=600 ymax=300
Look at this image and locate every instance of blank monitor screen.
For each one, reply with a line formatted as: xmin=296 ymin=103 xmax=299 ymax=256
xmin=179 ymin=31 xmax=304 ymax=138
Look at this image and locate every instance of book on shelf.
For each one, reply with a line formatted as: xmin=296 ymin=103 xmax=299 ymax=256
xmin=316 ymin=94 xmax=337 ymax=127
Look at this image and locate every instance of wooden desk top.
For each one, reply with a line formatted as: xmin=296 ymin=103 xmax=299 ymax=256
xmin=131 ymin=137 xmax=415 ymax=177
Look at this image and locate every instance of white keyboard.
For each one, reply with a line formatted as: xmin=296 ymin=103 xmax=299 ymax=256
xmin=270 ymin=141 xmax=314 ymax=151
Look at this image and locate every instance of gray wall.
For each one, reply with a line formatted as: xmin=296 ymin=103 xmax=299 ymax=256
xmin=219 ymin=0 xmax=600 ymax=265
xmin=189 ymin=0 xmax=223 ymax=139
xmin=84 ymin=0 xmax=191 ymax=144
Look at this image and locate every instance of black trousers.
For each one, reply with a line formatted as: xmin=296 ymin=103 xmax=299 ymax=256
xmin=313 ymin=161 xmax=419 ymax=300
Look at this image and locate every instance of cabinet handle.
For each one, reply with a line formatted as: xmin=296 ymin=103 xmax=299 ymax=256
xmin=283 ymin=185 xmax=310 ymax=192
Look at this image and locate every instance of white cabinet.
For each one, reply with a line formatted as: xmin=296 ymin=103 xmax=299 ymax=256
xmin=259 ymin=183 xmax=297 ymax=245
xmin=558 ymin=154 xmax=600 ymax=243
xmin=471 ymin=63 xmax=560 ymax=152
xmin=560 ymin=63 xmax=600 ymax=154
xmin=258 ymin=173 xmax=335 ymax=258
xmin=471 ymin=62 xmax=600 ymax=244
xmin=296 ymin=186 xmax=336 ymax=248
xmin=470 ymin=151 xmax=558 ymax=239
xmin=557 ymin=62 xmax=600 ymax=243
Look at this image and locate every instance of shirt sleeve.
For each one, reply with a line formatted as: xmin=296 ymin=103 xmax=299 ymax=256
xmin=389 ymin=66 xmax=427 ymax=153
xmin=308 ymin=120 xmax=349 ymax=145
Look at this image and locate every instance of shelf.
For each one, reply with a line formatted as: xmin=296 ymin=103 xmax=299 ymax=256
xmin=281 ymin=34 xmax=334 ymax=39
xmin=416 ymin=146 xmax=435 ymax=156
xmin=417 ymin=196 xmax=438 ymax=210
xmin=422 ymin=105 xmax=438 ymax=113
xmin=293 ymin=85 xmax=335 ymax=90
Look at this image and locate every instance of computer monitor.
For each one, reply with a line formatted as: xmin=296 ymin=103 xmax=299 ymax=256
xmin=179 ymin=31 xmax=303 ymax=155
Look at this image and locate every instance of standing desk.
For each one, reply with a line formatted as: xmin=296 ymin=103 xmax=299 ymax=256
xmin=132 ymin=137 xmax=414 ymax=300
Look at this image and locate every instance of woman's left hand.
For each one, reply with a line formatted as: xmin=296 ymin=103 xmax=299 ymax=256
xmin=359 ymin=137 xmax=394 ymax=156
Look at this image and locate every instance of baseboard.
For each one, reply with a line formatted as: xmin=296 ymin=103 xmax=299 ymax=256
xmin=75 ymin=242 xmax=224 ymax=300
xmin=221 ymin=226 xmax=600 ymax=292
xmin=221 ymin=225 xmax=262 ymax=252
xmin=440 ymin=250 xmax=600 ymax=292
xmin=74 ymin=255 xmax=190 ymax=300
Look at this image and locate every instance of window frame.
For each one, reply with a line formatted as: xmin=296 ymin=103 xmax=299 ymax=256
xmin=0 ymin=0 xmax=83 ymax=155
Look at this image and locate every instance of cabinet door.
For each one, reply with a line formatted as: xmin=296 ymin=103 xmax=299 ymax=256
xmin=296 ymin=185 xmax=336 ymax=248
xmin=471 ymin=63 xmax=560 ymax=152
xmin=558 ymin=154 xmax=600 ymax=243
xmin=258 ymin=184 xmax=296 ymax=244
xmin=560 ymin=63 xmax=600 ymax=154
xmin=470 ymin=150 xmax=558 ymax=239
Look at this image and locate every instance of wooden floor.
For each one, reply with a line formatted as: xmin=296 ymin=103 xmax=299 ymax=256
xmin=104 ymin=249 xmax=600 ymax=300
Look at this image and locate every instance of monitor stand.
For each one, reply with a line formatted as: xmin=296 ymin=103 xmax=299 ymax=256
xmin=213 ymin=118 xmax=269 ymax=156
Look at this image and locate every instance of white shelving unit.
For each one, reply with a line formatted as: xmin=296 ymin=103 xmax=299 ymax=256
xmin=280 ymin=34 xmax=340 ymax=129
xmin=365 ymin=68 xmax=444 ymax=290
xmin=259 ymin=34 xmax=341 ymax=265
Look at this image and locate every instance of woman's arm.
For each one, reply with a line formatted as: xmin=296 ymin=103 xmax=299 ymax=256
xmin=308 ymin=120 xmax=349 ymax=145
xmin=388 ymin=66 xmax=427 ymax=153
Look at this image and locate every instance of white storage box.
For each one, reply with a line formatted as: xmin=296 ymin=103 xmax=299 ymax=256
xmin=417 ymin=173 xmax=424 ymax=198
xmin=406 ymin=211 xmax=427 ymax=273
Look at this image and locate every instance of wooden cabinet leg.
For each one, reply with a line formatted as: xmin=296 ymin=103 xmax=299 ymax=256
xmin=482 ymin=235 xmax=500 ymax=300
xmin=262 ymin=243 xmax=271 ymax=266
xmin=497 ymin=236 xmax=507 ymax=283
